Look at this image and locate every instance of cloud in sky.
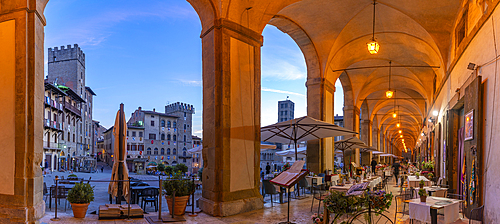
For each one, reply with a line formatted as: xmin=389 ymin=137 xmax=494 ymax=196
xmin=177 ymin=79 xmax=202 ymax=86
xmin=46 ymin=1 xmax=197 ymax=49
xmin=261 ymin=87 xmax=305 ymax=97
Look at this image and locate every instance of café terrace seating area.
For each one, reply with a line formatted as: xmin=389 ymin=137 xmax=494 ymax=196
xmin=40 ymin=163 xmax=483 ymax=224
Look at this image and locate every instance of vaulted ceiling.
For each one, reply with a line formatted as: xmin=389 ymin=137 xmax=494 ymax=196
xmin=188 ymin=0 xmax=466 ymax=151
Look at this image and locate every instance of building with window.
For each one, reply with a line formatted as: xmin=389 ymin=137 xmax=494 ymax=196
xmin=278 ymin=98 xmax=294 ymax=122
xmin=42 ymin=44 xmax=97 ymax=172
xmin=127 ymin=102 xmax=195 ymax=171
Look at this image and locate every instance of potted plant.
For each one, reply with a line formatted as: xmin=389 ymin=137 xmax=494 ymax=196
xmin=67 ymin=182 xmax=94 ymax=218
xmin=162 ymin=171 xmax=194 ymax=215
xmin=419 ymin=179 xmax=425 ymax=189
xmin=418 ymin=188 xmax=427 ymax=202
xmin=415 ymin=172 xmax=420 ymax=179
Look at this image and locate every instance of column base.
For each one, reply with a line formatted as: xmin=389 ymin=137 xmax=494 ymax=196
xmin=199 ymin=196 xmax=263 ymax=217
xmin=0 ymin=199 xmax=45 ymax=223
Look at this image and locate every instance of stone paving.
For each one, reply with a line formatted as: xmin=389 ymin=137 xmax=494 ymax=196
xmin=40 ymin=169 xmax=471 ymax=224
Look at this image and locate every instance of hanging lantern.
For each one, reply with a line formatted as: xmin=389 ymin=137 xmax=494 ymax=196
xmin=367 ymin=40 xmax=379 ymax=54
xmin=399 ymin=130 xmax=402 ymax=134
xmin=400 ymin=135 xmax=403 ymax=138
xmin=385 ymin=90 xmax=394 ymax=98
xmin=396 ymin=123 xmax=400 ymax=128
xmin=392 ymin=112 xmax=397 ymax=118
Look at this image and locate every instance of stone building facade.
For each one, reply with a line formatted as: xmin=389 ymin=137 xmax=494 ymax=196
xmin=126 ymin=103 xmax=195 ymax=171
xmin=44 ymin=44 xmax=97 ymax=171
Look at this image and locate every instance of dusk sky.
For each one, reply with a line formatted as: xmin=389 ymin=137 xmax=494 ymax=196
xmin=44 ymin=0 xmax=344 ymax=136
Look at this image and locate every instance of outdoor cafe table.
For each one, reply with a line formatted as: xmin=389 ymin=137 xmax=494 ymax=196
xmin=305 ymin=176 xmax=323 ymax=186
xmin=407 ymin=175 xmax=432 ymax=188
xmin=412 ymin=186 xmax=449 ymax=197
xmin=130 ymin=185 xmax=158 ymax=204
xmin=48 ymin=184 xmax=75 ymax=209
xmin=409 ymin=196 xmax=461 ymax=224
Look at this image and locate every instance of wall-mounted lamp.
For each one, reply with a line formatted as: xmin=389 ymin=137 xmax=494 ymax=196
xmin=432 ymin=110 xmax=439 ymax=117
xmin=467 ymin=63 xmax=476 ymax=70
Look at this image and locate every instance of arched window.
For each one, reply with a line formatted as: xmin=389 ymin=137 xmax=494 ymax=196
xmin=167 ymin=134 xmax=171 ymax=141
xmin=184 ymin=135 xmax=186 ymax=142
xmin=161 ymin=120 xmax=165 ymax=127
xmin=167 ymin=121 xmax=171 ymax=128
xmin=173 ymin=149 xmax=177 ymax=155
xmin=183 ymin=151 xmax=186 ymax=157
xmin=147 ymin=148 xmax=151 ymax=155
xmin=167 ymin=148 xmax=171 ymax=155
xmin=172 ymin=161 xmax=177 ymax=165
xmin=173 ymin=135 xmax=177 ymax=141
xmin=154 ymin=148 xmax=158 ymax=155
xmin=173 ymin=121 xmax=177 ymax=128
xmin=161 ymin=148 xmax=165 ymax=155
xmin=161 ymin=133 xmax=165 ymax=140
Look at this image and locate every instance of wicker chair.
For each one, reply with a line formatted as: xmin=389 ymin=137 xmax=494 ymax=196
xmin=394 ymin=188 xmax=413 ymax=223
xmin=469 ymin=205 xmax=484 ymax=224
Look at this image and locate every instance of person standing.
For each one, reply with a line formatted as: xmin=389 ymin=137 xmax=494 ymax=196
xmin=101 ymin=166 xmax=104 ymax=173
xmin=371 ymin=158 xmax=377 ymax=174
xmin=265 ymin=162 xmax=271 ymax=175
xmin=393 ymin=160 xmax=401 ymax=185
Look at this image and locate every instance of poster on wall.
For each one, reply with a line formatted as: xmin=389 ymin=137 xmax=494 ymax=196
xmin=465 ymin=110 xmax=474 ymax=141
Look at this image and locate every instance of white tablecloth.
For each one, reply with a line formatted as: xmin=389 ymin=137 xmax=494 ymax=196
xmin=366 ymin=177 xmax=381 ymax=190
xmin=305 ymin=176 xmax=323 ymax=186
xmin=407 ymin=176 xmax=431 ymax=188
xmin=330 ymin=175 xmax=340 ymax=184
xmin=409 ymin=197 xmax=460 ymax=224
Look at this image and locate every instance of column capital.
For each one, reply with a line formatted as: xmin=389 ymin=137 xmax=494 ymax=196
xmin=201 ymin=18 xmax=263 ymax=47
xmin=306 ymin=78 xmax=336 ymax=93
xmin=343 ymin=105 xmax=360 ymax=115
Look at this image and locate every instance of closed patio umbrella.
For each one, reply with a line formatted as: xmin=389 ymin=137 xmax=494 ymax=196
xmin=108 ymin=104 xmax=129 ymax=203
xmin=261 ymin=116 xmax=357 ymax=160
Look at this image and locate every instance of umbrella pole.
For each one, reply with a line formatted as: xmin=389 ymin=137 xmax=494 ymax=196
xmin=294 ymin=140 xmax=298 ymax=162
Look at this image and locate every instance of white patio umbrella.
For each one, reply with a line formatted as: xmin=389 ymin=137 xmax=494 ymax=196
xmin=275 ymin=147 xmax=307 ymax=158
xmin=187 ymin=145 xmax=202 ymax=154
xmin=108 ymin=104 xmax=130 ymax=203
xmin=261 ymin=116 xmax=357 ymax=160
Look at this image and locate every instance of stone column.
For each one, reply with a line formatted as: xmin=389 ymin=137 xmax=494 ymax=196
xmin=343 ymin=106 xmax=360 ymax=172
xmin=199 ymin=18 xmax=263 ymax=217
xmin=372 ymin=126 xmax=380 ymax=162
xmin=360 ymin=120 xmax=372 ymax=165
xmin=0 ymin=0 xmax=48 ymax=222
xmin=306 ymin=78 xmax=335 ymax=174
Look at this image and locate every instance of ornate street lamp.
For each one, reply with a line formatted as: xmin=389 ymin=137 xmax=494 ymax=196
xmin=367 ymin=0 xmax=379 ymax=54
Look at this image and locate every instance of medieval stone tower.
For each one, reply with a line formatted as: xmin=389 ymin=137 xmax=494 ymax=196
xmin=165 ymin=102 xmax=195 ymax=163
xmin=47 ymin=44 xmax=86 ymax=97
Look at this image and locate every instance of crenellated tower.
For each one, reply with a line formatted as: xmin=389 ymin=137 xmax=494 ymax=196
xmin=47 ymin=44 xmax=86 ymax=98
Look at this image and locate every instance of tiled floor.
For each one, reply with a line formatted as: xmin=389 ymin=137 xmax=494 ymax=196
xmin=40 ymin=174 xmax=471 ymax=224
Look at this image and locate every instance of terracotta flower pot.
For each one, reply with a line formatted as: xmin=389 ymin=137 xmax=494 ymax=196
xmin=419 ymin=183 xmax=424 ymax=188
xmin=165 ymin=195 xmax=190 ymax=216
xmin=420 ymin=195 xmax=427 ymax=202
xmin=71 ymin=203 xmax=89 ymax=218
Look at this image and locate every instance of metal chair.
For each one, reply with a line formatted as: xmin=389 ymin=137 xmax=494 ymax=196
xmin=434 ymin=189 xmax=448 ymax=197
xmin=43 ymin=182 xmax=50 ymax=202
xmin=262 ymin=180 xmax=279 ymax=207
xmin=310 ymin=179 xmax=327 ymax=213
xmin=469 ymin=205 xmax=484 ymax=224
xmin=141 ymin=188 xmax=159 ymax=212
xmin=50 ymin=186 xmax=69 ymax=211
xmin=394 ymin=188 xmax=413 ymax=223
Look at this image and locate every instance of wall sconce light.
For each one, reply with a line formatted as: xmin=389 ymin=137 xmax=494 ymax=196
xmin=432 ymin=110 xmax=439 ymax=117
xmin=467 ymin=63 xmax=476 ymax=70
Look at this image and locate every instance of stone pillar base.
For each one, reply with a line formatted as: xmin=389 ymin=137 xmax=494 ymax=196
xmin=199 ymin=196 xmax=263 ymax=217
xmin=0 ymin=199 xmax=45 ymax=223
